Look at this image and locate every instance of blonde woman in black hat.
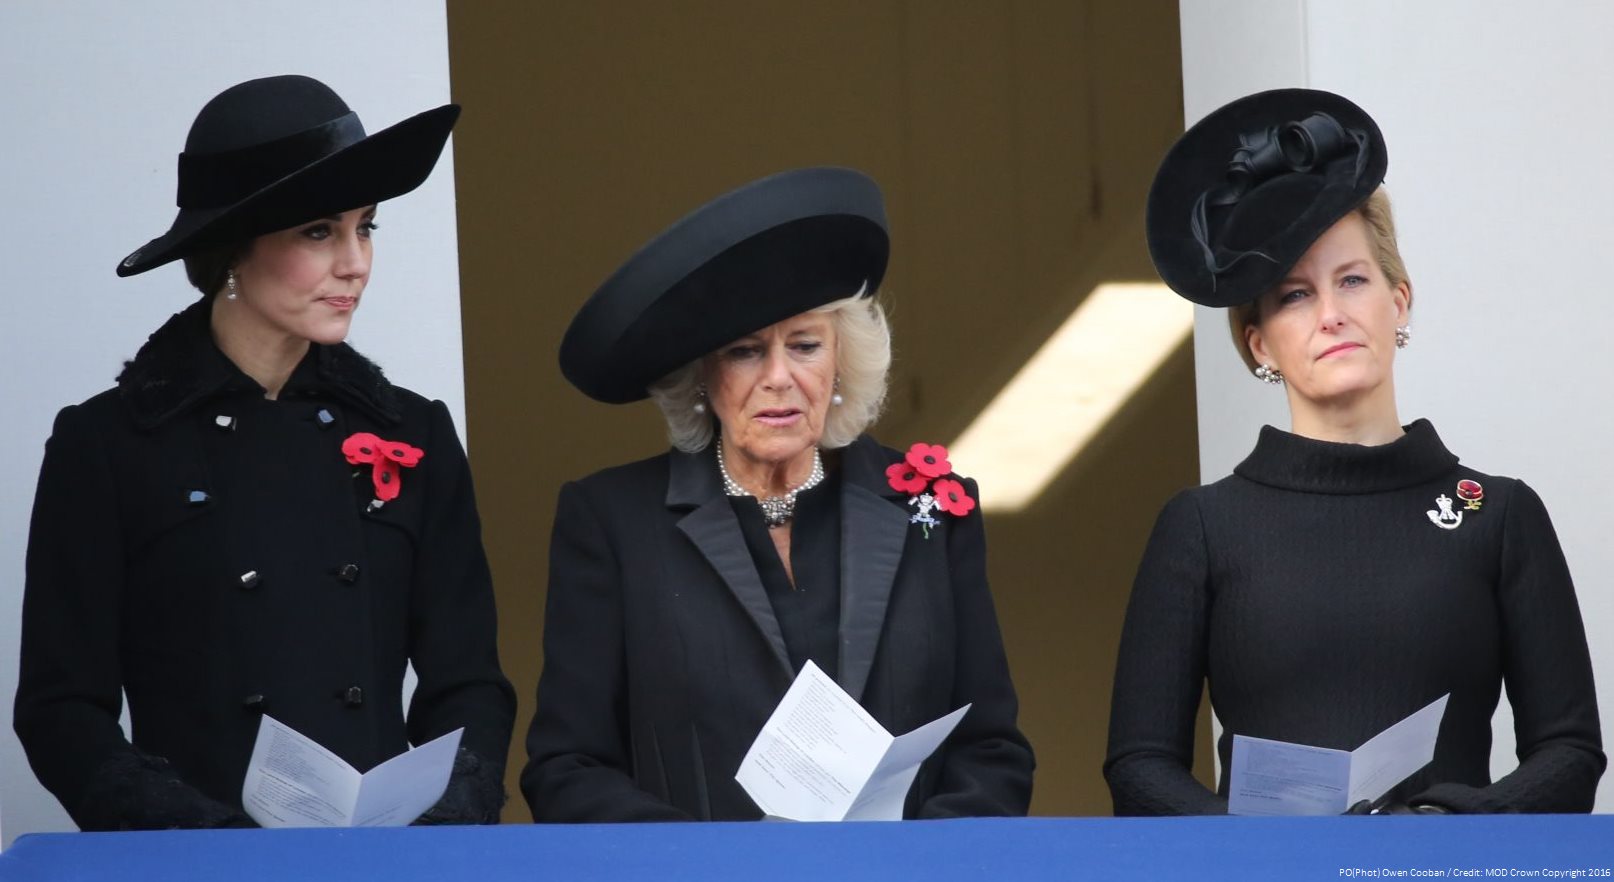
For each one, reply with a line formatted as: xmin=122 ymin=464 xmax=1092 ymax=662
xmin=522 ymin=168 xmax=1033 ymax=821
xmin=14 ymin=76 xmax=515 ymax=830
xmin=1104 ymin=89 xmax=1602 ymax=815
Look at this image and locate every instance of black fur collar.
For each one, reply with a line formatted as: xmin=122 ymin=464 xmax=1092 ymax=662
xmin=116 ymin=299 xmax=402 ymax=430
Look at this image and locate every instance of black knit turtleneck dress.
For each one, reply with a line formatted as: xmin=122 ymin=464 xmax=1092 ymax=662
xmin=1104 ymin=420 xmax=1604 ymax=815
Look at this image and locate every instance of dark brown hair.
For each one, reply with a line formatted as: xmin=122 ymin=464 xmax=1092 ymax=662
xmin=182 ymin=240 xmax=252 ymax=298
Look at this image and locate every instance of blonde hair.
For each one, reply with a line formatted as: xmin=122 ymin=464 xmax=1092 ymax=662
xmin=648 ymin=295 xmax=892 ymax=453
xmin=1227 ymin=187 xmax=1412 ymax=371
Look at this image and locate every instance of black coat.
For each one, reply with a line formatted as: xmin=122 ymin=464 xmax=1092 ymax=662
xmin=13 ymin=300 xmax=516 ymax=830
xmin=522 ymin=435 xmax=1034 ymax=821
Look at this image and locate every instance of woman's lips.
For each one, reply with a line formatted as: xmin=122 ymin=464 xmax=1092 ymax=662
xmin=1318 ymin=342 xmax=1363 ymax=359
xmin=754 ymin=409 xmax=802 ymax=428
xmin=322 ymin=297 xmax=357 ymax=311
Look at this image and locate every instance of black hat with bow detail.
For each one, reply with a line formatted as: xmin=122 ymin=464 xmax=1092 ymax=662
xmin=1146 ymin=88 xmax=1387 ymax=307
xmin=560 ymin=167 xmax=889 ymax=404
xmin=117 ymin=75 xmax=460 ymax=277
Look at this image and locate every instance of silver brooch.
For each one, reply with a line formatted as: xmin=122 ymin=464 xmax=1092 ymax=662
xmin=1425 ymin=493 xmax=1463 ymax=531
xmin=907 ymin=492 xmax=942 ymax=538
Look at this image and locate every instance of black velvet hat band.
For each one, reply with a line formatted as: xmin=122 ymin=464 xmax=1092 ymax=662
xmin=176 ymin=114 xmax=366 ymax=209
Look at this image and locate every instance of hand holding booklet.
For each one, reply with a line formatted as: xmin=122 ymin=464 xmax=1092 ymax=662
xmin=735 ymin=661 xmax=969 ymax=822
xmin=1228 ymin=694 xmax=1450 ymax=816
xmin=241 ymin=716 xmax=462 ymax=828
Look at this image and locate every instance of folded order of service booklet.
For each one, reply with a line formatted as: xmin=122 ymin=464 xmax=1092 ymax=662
xmin=241 ymin=715 xmax=462 ymax=828
xmin=735 ymin=660 xmax=969 ymax=821
xmin=1228 ymin=694 xmax=1450 ymax=816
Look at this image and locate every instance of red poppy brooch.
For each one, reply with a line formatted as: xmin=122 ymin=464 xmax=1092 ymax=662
xmin=343 ymin=432 xmax=424 ymax=509
xmin=885 ymin=442 xmax=976 ymax=538
xmin=1425 ymin=479 xmax=1483 ymax=531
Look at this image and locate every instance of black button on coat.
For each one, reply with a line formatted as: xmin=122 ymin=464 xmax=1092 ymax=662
xmin=14 ymin=300 xmax=516 ymax=830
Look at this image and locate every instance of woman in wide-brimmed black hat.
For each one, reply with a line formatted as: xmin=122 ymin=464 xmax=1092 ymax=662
xmin=521 ymin=168 xmax=1034 ymax=821
xmin=14 ymin=75 xmax=515 ymax=830
xmin=1104 ymin=89 xmax=1602 ymax=815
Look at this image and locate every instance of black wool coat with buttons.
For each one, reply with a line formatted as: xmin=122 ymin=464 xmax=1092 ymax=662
xmin=14 ymin=300 xmax=516 ymax=830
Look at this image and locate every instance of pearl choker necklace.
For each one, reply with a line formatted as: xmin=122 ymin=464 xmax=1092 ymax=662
xmin=717 ymin=439 xmax=825 ymax=528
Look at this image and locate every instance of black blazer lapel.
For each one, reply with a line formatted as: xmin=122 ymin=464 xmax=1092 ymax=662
xmin=668 ymin=448 xmax=793 ymax=677
xmin=837 ymin=438 xmax=911 ymax=702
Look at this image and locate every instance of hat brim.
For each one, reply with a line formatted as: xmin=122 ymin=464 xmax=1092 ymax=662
xmin=560 ymin=167 xmax=889 ymax=404
xmin=1146 ymin=89 xmax=1387 ymax=308
xmin=116 ymin=104 xmax=461 ymax=277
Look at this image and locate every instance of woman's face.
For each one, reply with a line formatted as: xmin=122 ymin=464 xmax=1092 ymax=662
xmin=705 ymin=311 xmax=838 ymax=468
xmin=228 ymin=206 xmax=377 ymax=346
xmin=1247 ymin=211 xmax=1409 ymax=406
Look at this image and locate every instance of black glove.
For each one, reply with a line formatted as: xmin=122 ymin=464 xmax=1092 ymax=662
xmin=76 ymin=748 xmax=255 ymax=831
xmin=1377 ymin=802 xmax=1452 ymax=815
xmin=413 ymin=747 xmax=506 ymax=825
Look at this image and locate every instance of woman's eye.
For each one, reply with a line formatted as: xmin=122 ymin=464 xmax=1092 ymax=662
xmin=1278 ymin=288 xmax=1308 ymax=305
xmin=791 ymin=341 xmax=822 ymax=354
xmin=725 ymin=346 xmax=761 ymax=360
xmin=359 ymin=221 xmax=380 ymax=237
xmin=1341 ymin=274 xmax=1367 ymax=288
xmin=300 ymin=224 xmax=332 ymax=241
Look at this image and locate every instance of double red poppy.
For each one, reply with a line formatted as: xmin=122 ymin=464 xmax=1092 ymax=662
xmin=343 ymin=432 xmax=425 ymax=502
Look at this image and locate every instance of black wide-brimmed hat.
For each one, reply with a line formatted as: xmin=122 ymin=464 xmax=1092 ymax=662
xmin=1146 ymin=88 xmax=1387 ymax=307
xmin=560 ymin=167 xmax=889 ymax=404
xmin=117 ymin=75 xmax=460 ymax=277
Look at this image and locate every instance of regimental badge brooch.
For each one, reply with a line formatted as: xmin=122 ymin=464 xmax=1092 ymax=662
xmin=1426 ymin=480 xmax=1484 ymax=531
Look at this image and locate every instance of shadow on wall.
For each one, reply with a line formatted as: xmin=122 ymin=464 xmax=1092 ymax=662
xmin=988 ymin=338 xmax=1210 ymax=816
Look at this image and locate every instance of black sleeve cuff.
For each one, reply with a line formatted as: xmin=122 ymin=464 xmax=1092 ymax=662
xmin=413 ymin=747 xmax=507 ymax=826
xmin=75 ymin=747 xmax=254 ymax=831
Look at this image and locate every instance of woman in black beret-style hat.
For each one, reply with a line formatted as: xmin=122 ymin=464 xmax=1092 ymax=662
xmin=14 ymin=75 xmax=515 ymax=830
xmin=1105 ymin=89 xmax=1602 ymax=816
xmin=522 ymin=167 xmax=1034 ymax=821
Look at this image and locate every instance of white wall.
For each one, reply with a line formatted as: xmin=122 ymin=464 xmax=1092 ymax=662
xmin=1182 ymin=0 xmax=1613 ymax=812
xmin=0 ymin=1 xmax=464 ymax=843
